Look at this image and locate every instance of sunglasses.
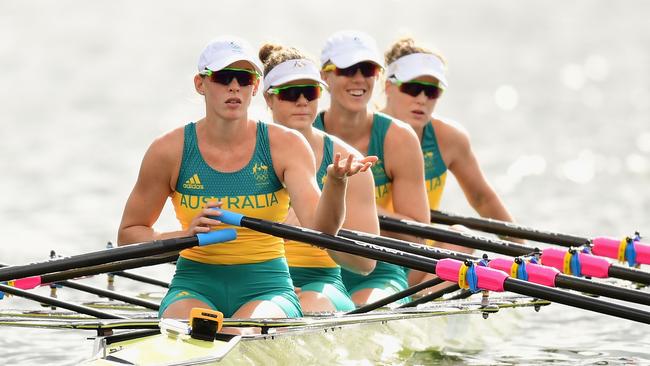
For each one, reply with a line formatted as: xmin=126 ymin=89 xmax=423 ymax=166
xmin=390 ymin=78 xmax=444 ymax=99
xmin=199 ymin=67 xmax=260 ymax=86
xmin=267 ymin=84 xmax=322 ymax=102
xmin=322 ymin=62 xmax=381 ymax=78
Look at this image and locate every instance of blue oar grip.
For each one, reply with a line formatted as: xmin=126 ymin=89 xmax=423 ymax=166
xmin=197 ymin=228 xmax=237 ymax=246
xmin=214 ymin=209 xmax=243 ymax=226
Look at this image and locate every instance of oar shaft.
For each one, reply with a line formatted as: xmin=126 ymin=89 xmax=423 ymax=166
xmin=40 ymin=254 xmax=178 ymax=284
xmin=0 ymin=230 xmax=235 ymax=282
xmin=340 ymin=230 xmax=650 ymax=305
xmin=346 ymin=277 xmax=444 ymax=314
xmin=111 ymin=271 xmax=170 ymax=288
xmin=58 ymin=280 xmax=159 ymax=310
xmin=607 ymin=265 xmax=650 ymax=285
xmin=503 ymin=279 xmax=650 ymax=324
xmin=399 ymin=284 xmax=461 ymax=308
xmin=379 ymin=215 xmax=533 ymax=257
xmin=216 ymin=213 xmax=650 ymax=324
xmin=379 ymin=216 xmax=650 ymax=285
xmin=0 ymin=284 xmax=126 ymax=319
xmin=430 ymin=210 xmax=589 ymax=247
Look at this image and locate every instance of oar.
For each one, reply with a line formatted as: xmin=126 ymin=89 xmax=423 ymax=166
xmin=338 ymin=229 xmax=650 ymax=305
xmin=214 ymin=210 xmax=650 ymax=324
xmin=430 ymin=209 xmax=650 ymax=267
xmin=0 ymin=263 xmax=160 ymax=310
xmin=399 ymin=284 xmax=461 ymax=308
xmin=1 ymin=253 xmax=178 ymax=295
xmin=105 ymin=242 xmax=171 ymax=288
xmin=346 ymin=277 xmax=445 ymax=314
xmin=378 ymin=215 xmax=650 ymax=285
xmin=111 ymin=271 xmax=170 ymax=288
xmin=56 ymin=280 xmax=160 ymax=310
xmin=0 ymin=283 xmax=127 ymax=319
xmin=0 ymin=229 xmax=236 ymax=282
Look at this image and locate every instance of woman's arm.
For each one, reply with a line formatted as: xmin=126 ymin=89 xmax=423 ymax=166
xmin=383 ymin=121 xmax=431 ymax=237
xmin=117 ymin=129 xmax=222 ymax=245
xmin=322 ymin=140 xmax=378 ymax=274
xmin=270 ymin=125 xmax=373 ymax=236
xmin=437 ymin=120 xmax=522 ymax=243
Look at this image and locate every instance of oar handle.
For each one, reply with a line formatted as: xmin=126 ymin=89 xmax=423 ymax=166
xmin=197 ymin=228 xmax=237 ymax=245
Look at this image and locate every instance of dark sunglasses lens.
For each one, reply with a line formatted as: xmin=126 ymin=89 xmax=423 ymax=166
xmin=335 ymin=62 xmax=379 ymax=77
xmin=211 ymin=70 xmax=255 ymax=86
xmin=278 ymin=86 xmax=321 ymax=102
xmin=359 ymin=63 xmax=379 ymax=77
xmin=399 ymin=83 xmax=441 ymax=99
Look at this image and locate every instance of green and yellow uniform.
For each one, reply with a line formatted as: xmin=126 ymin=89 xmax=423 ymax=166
xmin=285 ymin=134 xmax=356 ymax=311
xmin=159 ymin=121 xmax=302 ymax=318
xmin=314 ymin=112 xmax=409 ymax=299
xmin=422 ymin=121 xmax=448 ymax=210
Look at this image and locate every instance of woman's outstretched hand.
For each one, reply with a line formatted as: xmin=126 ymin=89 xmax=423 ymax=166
xmin=327 ymin=153 xmax=378 ymax=181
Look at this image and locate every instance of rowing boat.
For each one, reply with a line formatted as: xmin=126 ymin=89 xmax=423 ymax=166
xmin=38 ymin=296 xmax=544 ymax=365
xmin=1 ymin=211 xmax=648 ymax=365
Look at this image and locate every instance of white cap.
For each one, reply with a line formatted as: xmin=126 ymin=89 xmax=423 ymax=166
xmin=386 ymin=53 xmax=448 ymax=88
xmin=320 ymin=30 xmax=383 ymax=69
xmin=197 ymin=36 xmax=263 ymax=75
xmin=263 ymin=59 xmax=326 ymax=92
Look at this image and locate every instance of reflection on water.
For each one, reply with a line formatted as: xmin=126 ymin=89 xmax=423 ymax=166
xmin=1 ymin=0 xmax=649 ymax=365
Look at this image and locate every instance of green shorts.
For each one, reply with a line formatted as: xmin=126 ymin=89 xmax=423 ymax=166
xmin=159 ymin=257 xmax=302 ymax=318
xmin=341 ymin=261 xmax=410 ymax=304
xmin=289 ymin=266 xmax=355 ymax=312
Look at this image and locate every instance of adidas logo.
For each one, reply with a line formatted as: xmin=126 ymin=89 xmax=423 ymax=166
xmin=183 ymin=174 xmax=204 ymax=190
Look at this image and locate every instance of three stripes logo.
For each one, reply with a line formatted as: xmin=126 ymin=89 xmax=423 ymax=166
xmin=183 ymin=174 xmax=204 ymax=190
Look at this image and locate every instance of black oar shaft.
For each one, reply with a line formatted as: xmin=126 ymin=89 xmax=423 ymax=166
xmin=0 ymin=284 xmax=126 ymax=319
xmin=608 ymin=265 xmax=650 ymax=285
xmin=503 ymin=279 xmax=650 ymax=323
xmin=379 ymin=215 xmax=533 ymax=257
xmin=430 ymin=210 xmax=589 ymax=247
xmin=346 ymin=277 xmax=444 ymax=314
xmin=399 ymin=284 xmax=461 ymax=308
xmin=379 ymin=216 xmax=650 ymax=286
xmin=340 ymin=229 xmax=650 ymax=305
xmin=58 ymin=280 xmax=159 ymax=310
xmin=39 ymin=254 xmax=178 ymax=284
xmin=111 ymin=271 xmax=170 ymax=288
xmin=232 ymin=216 xmax=650 ymax=324
xmin=0 ymin=236 xmax=203 ymax=282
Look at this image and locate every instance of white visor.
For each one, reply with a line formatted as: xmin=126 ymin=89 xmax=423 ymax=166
xmin=320 ymin=30 xmax=384 ymax=69
xmin=387 ymin=53 xmax=447 ymax=88
xmin=198 ymin=36 xmax=263 ymax=76
xmin=263 ymin=59 xmax=326 ymax=92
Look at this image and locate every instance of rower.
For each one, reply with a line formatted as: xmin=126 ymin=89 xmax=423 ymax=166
xmin=316 ymin=30 xmax=431 ymax=306
xmin=380 ymin=37 xmax=521 ymax=292
xmin=259 ymin=43 xmax=379 ymax=313
xmin=116 ymin=35 xmax=374 ymax=324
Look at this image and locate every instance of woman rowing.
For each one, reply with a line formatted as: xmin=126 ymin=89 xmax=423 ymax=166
xmin=117 ymin=36 xmax=374 ymax=322
xmin=316 ymin=30 xmax=430 ymax=306
xmin=380 ymin=37 xmax=520 ymax=287
xmin=259 ymin=43 xmax=379 ymax=313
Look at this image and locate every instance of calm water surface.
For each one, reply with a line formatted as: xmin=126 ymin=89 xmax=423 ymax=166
xmin=1 ymin=1 xmax=649 ymax=365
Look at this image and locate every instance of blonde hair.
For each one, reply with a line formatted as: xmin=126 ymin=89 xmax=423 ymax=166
xmin=258 ymin=43 xmax=308 ymax=75
xmin=384 ymin=37 xmax=447 ymax=67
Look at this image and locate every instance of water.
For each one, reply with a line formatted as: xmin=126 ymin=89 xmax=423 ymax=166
xmin=1 ymin=0 xmax=649 ymax=364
